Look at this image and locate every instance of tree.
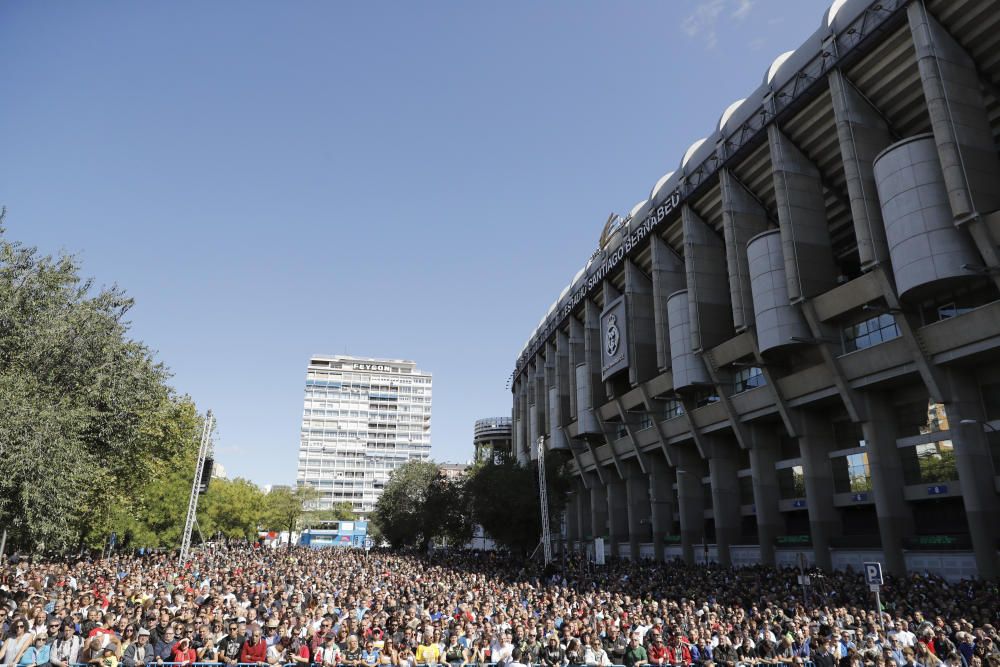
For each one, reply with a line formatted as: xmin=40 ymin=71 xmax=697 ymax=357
xmin=371 ymin=462 xmax=473 ymax=549
xmin=423 ymin=473 xmax=474 ymax=548
xmin=262 ymin=485 xmax=321 ymax=546
xmin=372 ymin=461 xmax=439 ymax=548
xmin=0 ymin=221 xmax=196 ymax=552
xmin=200 ymin=477 xmax=266 ymax=540
xmin=466 ymin=454 xmax=571 ymax=555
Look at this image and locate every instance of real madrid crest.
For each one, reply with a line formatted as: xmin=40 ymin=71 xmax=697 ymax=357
xmin=605 ymin=314 xmax=620 ymax=356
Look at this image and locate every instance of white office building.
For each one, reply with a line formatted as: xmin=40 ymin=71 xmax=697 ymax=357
xmin=297 ymin=355 xmax=432 ymax=515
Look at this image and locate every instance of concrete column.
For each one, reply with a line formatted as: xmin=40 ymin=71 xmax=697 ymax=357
xmin=908 ymin=3 xmax=1000 ymax=221
xmin=648 ymin=453 xmax=675 ymax=562
xmin=534 ymin=354 xmax=547 ymax=452
xmin=799 ymin=412 xmax=843 ymax=571
xmin=568 ymin=316 xmax=583 ymax=422
xmin=768 ymin=125 xmax=838 ymax=301
xmin=749 ymin=425 xmax=783 ymax=566
xmin=708 ymin=438 xmax=742 ymax=568
xmin=577 ymin=483 xmax=593 ymax=541
xmin=624 ymin=459 xmax=651 ymax=560
xmin=828 ymin=68 xmax=892 ymax=268
xmin=625 ymin=260 xmax=658 ymax=385
xmin=607 ymin=474 xmax=629 ymax=558
xmin=519 ymin=383 xmax=531 ymax=465
xmin=589 ymin=473 xmax=608 ymax=542
xmin=547 ymin=339 xmax=569 ymax=450
xmin=566 ymin=485 xmax=580 ymax=545
xmin=861 ymin=392 xmax=913 ymax=577
xmin=676 ymin=445 xmax=706 ymax=565
xmin=650 ymin=236 xmax=687 ymax=371
xmin=682 ymin=205 xmax=734 ymax=351
xmin=512 ymin=381 xmax=524 ymax=465
xmin=720 ymin=168 xmax=770 ymax=331
xmin=574 ymin=300 xmax=604 ymax=437
xmin=942 ymin=369 xmax=1000 ymax=579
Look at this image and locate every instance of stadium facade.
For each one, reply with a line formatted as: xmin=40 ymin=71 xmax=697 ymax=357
xmin=297 ymin=355 xmax=432 ymax=515
xmin=510 ymin=0 xmax=1000 ymax=580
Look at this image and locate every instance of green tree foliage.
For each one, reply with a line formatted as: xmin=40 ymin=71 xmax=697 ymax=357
xmin=261 ymin=486 xmax=321 ymax=543
xmin=200 ymin=477 xmax=266 ymax=540
xmin=423 ymin=472 xmax=474 ymax=547
xmin=0 ymin=222 xmax=194 ymax=552
xmin=372 ymin=461 xmax=439 ymax=548
xmin=371 ymin=462 xmax=473 ymax=549
xmin=466 ymin=454 xmax=571 ymax=555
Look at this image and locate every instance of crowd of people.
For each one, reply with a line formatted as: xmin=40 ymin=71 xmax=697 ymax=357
xmin=0 ymin=545 xmax=997 ymax=667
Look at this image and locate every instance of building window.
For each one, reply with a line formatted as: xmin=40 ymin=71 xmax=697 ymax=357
xmin=694 ymin=389 xmax=720 ymax=408
xmin=664 ymin=399 xmax=685 ymax=419
xmin=842 ymin=314 xmax=900 ymax=353
xmin=777 ymin=465 xmax=806 ymax=499
xmin=895 ymin=399 xmax=950 ymax=437
xmin=918 ymin=283 xmax=998 ymax=325
xmin=634 ymin=412 xmax=653 ymax=431
xmin=732 ymin=366 xmax=765 ymax=395
xmin=900 ymin=441 xmax=958 ymax=485
xmin=832 ymin=452 xmax=872 ymax=493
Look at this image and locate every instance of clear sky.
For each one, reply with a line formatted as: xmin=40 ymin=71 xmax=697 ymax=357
xmin=1 ymin=0 xmax=832 ymax=485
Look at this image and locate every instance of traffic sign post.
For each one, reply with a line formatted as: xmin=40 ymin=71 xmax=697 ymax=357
xmin=864 ymin=562 xmax=885 ymax=633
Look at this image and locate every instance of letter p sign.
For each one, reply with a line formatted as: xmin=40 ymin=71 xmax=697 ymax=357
xmin=864 ymin=561 xmax=883 ymax=586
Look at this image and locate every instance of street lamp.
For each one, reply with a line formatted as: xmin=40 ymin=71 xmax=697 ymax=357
xmin=959 ymin=418 xmax=998 ymax=432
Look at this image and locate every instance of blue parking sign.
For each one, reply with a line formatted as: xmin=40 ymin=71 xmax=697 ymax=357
xmin=864 ymin=561 xmax=883 ymax=586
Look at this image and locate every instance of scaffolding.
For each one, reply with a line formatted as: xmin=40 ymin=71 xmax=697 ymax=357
xmin=179 ymin=410 xmax=213 ymax=564
xmin=537 ymin=436 xmax=553 ymax=566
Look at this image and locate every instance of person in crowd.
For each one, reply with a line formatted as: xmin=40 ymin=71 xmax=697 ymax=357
xmin=170 ymin=637 xmax=197 ymax=667
xmin=217 ymin=621 xmax=244 ymax=667
xmin=416 ymin=630 xmax=441 ymax=666
xmin=584 ymin=637 xmax=610 ymax=667
xmin=17 ymin=631 xmax=49 ymax=667
xmin=199 ymin=637 xmax=219 ymax=665
xmin=2 ymin=619 xmax=35 ymax=667
xmin=239 ymin=625 xmax=267 ymax=666
xmin=100 ymin=644 xmax=119 ymax=667
xmin=623 ymin=633 xmax=647 ymax=667
xmin=443 ymin=633 xmax=465 ymax=667
xmin=315 ymin=634 xmax=340 ymax=667
xmin=266 ymin=635 xmax=288 ymax=666
xmin=50 ymin=624 xmax=83 ymax=667
xmin=565 ymin=638 xmax=585 ymax=666
xmin=541 ymin=635 xmax=567 ymax=667
xmin=645 ymin=634 xmax=668 ymax=666
xmin=152 ymin=627 xmax=176 ymax=665
xmin=122 ymin=628 xmax=152 ymax=667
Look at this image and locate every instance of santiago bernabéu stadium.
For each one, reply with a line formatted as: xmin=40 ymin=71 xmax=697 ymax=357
xmin=510 ymin=0 xmax=1000 ymax=580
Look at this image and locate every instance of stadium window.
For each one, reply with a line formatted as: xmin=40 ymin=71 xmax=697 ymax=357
xmin=900 ymin=440 xmax=958 ymax=485
xmin=731 ymin=366 xmax=765 ymax=395
xmin=842 ymin=313 xmax=900 ymax=353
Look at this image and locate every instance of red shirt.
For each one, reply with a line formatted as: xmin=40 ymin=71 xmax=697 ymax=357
xmin=171 ymin=647 xmax=197 ymax=665
xmin=648 ymin=644 xmax=669 ymax=665
xmin=241 ymin=639 xmax=268 ymax=664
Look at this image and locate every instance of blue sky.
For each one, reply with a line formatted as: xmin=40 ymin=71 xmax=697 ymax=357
xmin=1 ymin=0 xmax=832 ymax=485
